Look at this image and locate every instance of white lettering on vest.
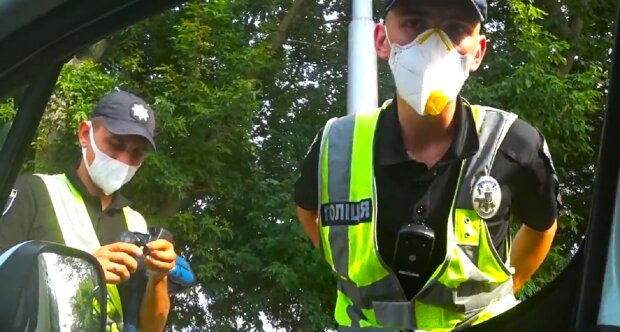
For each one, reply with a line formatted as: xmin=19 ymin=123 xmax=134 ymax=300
xmin=320 ymin=199 xmax=373 ymax=226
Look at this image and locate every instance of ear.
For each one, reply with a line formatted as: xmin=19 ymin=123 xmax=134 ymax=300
xmin=77 ymin=120 xmax=90 ymax=148
xmin=374 ymin=22 xmax=390 ymax=61
xmin=469 ymin=35 xmax=487 ymax=72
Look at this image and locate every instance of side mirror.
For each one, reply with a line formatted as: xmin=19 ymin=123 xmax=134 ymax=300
xmin=0 ymin=241 xmax=106 ymax=332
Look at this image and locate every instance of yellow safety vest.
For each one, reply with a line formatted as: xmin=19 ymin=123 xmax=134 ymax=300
xmin=37 ymin=173 xmax=148 ymax=332
xmin=318 ymin=100 xmax=519 ymax=331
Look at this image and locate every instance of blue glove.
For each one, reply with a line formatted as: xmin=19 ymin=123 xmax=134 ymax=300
xmin=168 ymin=256 xmax=197 ymax=294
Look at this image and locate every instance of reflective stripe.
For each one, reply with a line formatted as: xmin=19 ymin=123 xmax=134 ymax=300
xmin=331 ymin=226 xmax=350 ymax=277
xmin=417 ymin=278 xmax=514 ymax=313
xmin=36 ymin=173 xmax=147 ymax=329
xmin=456 ymin=108 xmax=518 ymax=207
xmin=38 ymin=174 xmax=99 ymax=253
xmin=319 ymin=111 xmax=388 ymax=286
xmin=326 ymin=115 xmax=355 ymax=203
xmin=373 ymin=300 xmax=416 ymax=330
xmin=456 ymin=292 xmax=519 ymax=330
xmin=321 ymin=109 xmax=399 ymax=328
xmin=318 ymin=104 xmax=406 ymax=328
xmin=319 ymin=121 xmax=335 ymax=269
xmin=320 ymin=116 xmax=354 ymax=277
xmin=347 ymin=305 xmax=362 ymax=328
xmin=411 ymin=107 xmax=517 ymax=330
xmin=348 ymin=111 xmax=387 ymax=287
xmin=122 ymin=206 xmax=148 ymax=234
xmin=339 ymin=277 xmax=404 ymax=310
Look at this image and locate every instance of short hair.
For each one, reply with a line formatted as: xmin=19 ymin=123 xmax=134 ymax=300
xmin=89 ymin=116 xmax=106 ymax=130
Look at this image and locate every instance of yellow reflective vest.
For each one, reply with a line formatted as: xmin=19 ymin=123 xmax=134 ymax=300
xmin=37 ymin=173 xmax=148 ymax=332
xmin=318 ymin=101 xmax=519 ymax=331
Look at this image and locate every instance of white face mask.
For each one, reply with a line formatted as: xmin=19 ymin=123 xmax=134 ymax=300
xmin=82 ymin=124 xmax=140 ymax=195
xmin=386 ymin=28 xmax=474 ymax=116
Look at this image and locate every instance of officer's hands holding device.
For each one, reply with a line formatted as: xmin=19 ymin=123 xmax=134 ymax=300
xmin=143 ymin=239 xmax=176 ymax=282
xmin=118 ymin=227 xmax=197 ymax=292
xmin=93 ymin=242 xmax=143 ymax=284
xmin=118 ymin=227 xmax=176 ymax=281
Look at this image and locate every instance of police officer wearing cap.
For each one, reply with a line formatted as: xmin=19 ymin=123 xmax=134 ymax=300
xmin=294 ymin=0 xmax=561 ymax=330
xmin=0 ymin=90 xmax=176 ymax=331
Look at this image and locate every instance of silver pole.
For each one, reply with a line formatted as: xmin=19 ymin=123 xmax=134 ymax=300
xmin=347 ymin=0 xmax=378 ymax=115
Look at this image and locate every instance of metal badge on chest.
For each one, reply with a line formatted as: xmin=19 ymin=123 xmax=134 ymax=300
xmin=472 ymin=175 xmax=502 ymax=219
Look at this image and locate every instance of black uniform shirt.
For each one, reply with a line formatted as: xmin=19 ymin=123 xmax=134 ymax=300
xmin=0 ymin=167 xmax=147 ymax=325
xmin=294 ymin=98 xmax=561 ymax=298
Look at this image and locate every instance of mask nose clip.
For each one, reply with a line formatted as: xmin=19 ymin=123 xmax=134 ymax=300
xmin=384 ymin=26 xmax=455 ymax=51
xmin=417 ymin=29 xmax=454 ymax=51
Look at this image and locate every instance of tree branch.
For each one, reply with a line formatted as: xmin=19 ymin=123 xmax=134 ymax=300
xmin=269 ymin=0 xmax=308 ymax=52
xmin=536 ymin=0 xmax=588 ymax=75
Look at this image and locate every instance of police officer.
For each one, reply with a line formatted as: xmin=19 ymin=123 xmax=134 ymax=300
xmin=294 ymin=0 xmax=560 ymax=330
xmin=0 ymin=90 xmax=176 ymax=331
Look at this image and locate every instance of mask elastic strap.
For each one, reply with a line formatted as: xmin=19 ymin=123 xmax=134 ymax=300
xmin=83 ymin=122 xmax=108 ymax=172
xmin=82 ymin=121 xmax=95 ymax=170
xmin=83 ymin=120 xmax=95 ymax=150
xmin=383 ymin=24 xmax=394 ymax=49
xmin=88 ymin=125 xmax=101 ymax=155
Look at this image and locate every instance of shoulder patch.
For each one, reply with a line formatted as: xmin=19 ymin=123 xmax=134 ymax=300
xmin=306 ymin=130 xmax=322 ymax=158
xmin=2 ymin=189 xmax=18 ymax=216
xmin=541 ymin=138 xmax=563 ymax=211
xmin=541 ymin=139 xmax=556 ymax=174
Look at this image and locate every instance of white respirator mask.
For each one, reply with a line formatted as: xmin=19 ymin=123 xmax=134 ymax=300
xmin=386 ymin=28 xmax=474 ymax=116
xmin=82 ymin=122 xmax=140 ymax=195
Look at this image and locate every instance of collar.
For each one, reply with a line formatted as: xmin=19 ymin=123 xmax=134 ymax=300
xmin=376 ymin=97 xmax=479 ymax=167
xmin=66 ymin=165 xmax=131 ymax=211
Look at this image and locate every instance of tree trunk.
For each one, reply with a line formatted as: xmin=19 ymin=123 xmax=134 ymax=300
xmin=536 ymin=0 xmax=588 ymax=75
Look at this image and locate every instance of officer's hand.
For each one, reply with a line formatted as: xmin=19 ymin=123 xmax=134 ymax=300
xmin=144 ymin=239 xmax=176 ymax=282
xmin=93 ymin=242 xmax=143 ymax=284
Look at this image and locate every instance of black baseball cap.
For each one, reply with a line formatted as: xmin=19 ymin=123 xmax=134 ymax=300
xmin=384 ymin=0 xmax=487 ymax=22
xmin=91 ymin=90 xmax=156 ymax=150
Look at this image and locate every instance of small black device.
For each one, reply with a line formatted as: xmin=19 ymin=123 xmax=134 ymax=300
xmin=119 ymin=227 xmax=196 ymax=294
xmin=392 ymin=222 xmax=435 ymax=280
xmin=119 ymin=226 xmax=174 ymax=256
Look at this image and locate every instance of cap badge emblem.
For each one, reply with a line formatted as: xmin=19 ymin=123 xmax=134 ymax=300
xmin=131 ymin=104 xmax=150 ymax=122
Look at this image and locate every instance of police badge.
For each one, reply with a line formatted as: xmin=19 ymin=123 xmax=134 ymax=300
xmin=472 ymin=175 xmax=502 ymax=219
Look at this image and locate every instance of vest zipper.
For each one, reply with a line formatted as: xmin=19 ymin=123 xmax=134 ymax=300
xmin=412 ymin=159 xmax=465 ymax=300
xmin=372 ymin=177 xmax=407 ymax=301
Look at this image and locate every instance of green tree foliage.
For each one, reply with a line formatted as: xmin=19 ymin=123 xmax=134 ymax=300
xmin=70 ymin=279 xmax=101 ymax=331
xmin=2 ymin=0 xmax=616 ymax=330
